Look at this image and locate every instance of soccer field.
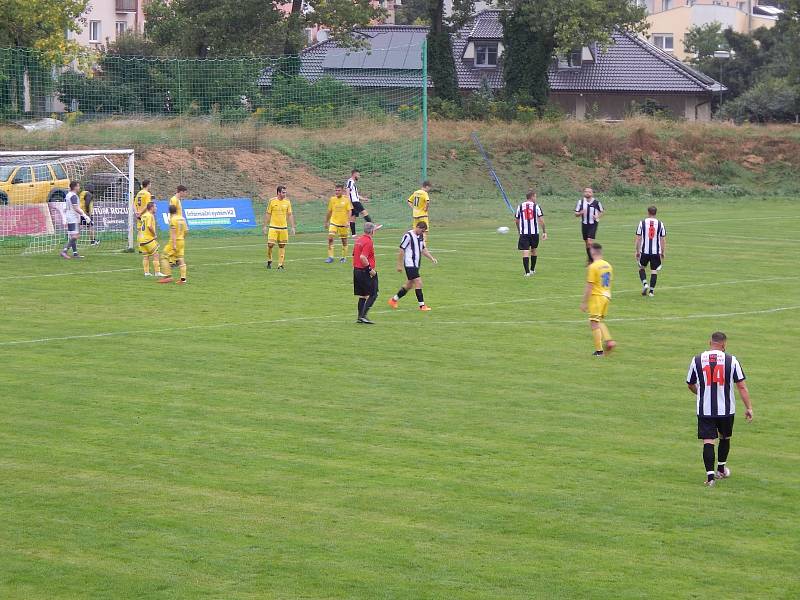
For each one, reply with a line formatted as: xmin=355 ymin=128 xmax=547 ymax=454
xmin=1 ymin=197 xmax=798 ymax=599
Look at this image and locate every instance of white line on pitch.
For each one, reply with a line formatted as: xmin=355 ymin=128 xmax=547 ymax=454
xmin=1 ymin=276 xmax=797 ymax=347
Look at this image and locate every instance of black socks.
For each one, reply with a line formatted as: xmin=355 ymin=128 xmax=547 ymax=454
xmin=703 ymin=443 xmax=715 ymax=480
xmin=363 ymin=215 xmax=373 ymax=223
xmin=522 ymin=257 xmax=530 ymax=273
xmin=396 ymin=288 xmax=408 ymax=299
xmin=357 ymin=297 xmax=366 ymax=318
xmin=718 ymin=438 xmax=730 ymax=465
xmin=639 ymin=268 xmax=647 ymax=283
xmin=350 ymin=222 xmax=356 ymax=235
xmin=650 ymin=273 xmax=658 ymax=289
xmin=530 ymin=256 xmax=537 ymax=272
xmin=415 ymin=289 xmax=424 ymax=304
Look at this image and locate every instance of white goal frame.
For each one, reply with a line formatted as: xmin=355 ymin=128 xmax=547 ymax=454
xmin=0 ymin=149 xmax=135 ymax=251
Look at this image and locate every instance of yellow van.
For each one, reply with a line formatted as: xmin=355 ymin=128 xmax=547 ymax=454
xmin=0 ymin=162 xmax=71 ymax=205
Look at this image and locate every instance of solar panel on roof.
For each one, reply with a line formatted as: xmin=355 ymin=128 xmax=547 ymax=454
xmin=320 ymin=29 xmax=425 ymax=71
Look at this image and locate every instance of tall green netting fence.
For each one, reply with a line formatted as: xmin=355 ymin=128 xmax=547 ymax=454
xmin=0 ymin=44 xmax=427 ymax=239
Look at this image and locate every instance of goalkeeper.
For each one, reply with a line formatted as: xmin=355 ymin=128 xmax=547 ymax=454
xmin=60 ymin=181 xmax=92 ymax=260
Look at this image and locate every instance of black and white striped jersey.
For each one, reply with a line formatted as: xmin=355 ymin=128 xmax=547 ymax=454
xmin=515 ymin=201 xmax=543 ymax=235
xmin=346 ymin=177 xmax=360 ymax=204
xmin=399 ymin=229 xmax=426 ymax=268
xmin=575 ymin=197 xmax=603 ymax=224
xmin=636 ymin=218 xmax=666 ymax=255
xmin=686 ymin=350 xmax=746 ymax=417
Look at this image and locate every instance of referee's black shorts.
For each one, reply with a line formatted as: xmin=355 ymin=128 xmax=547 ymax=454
xmin=697 ymin=415 xmax=734 ymax=440
xmin=351 ymin=201 xmax=366 ymax=216
xmin=581 ymin=223 xmax=598 ymax=240
xmin=638 ymin=253 xmax=662 ymax=271
xmin=517 ymin=234 xmax=540 ymax=250
xmin=353 ymin=268 xmax=378 ymax=296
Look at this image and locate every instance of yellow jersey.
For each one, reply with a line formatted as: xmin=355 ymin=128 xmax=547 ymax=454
xmin=79 ymin=190 xmax=93 ymax=214
xmin=169 ymin=214 xmax=187 ymax=242
xmin=327 ymin=194 xmax=352 ymax=227
xmin=408 ymin=189 xmax=430 ymax=218
xmin=267 ymin=197 xmax=293 ymax=228
xmin=134 ymin=188 xmax=152 ymax=217
xmin=587 ymin=259 xmax=613 ymax=298
xmin=169 ymin=194 xmax=182 ymax=216
xmin=138 ymin=211 xmax=156 ymax=243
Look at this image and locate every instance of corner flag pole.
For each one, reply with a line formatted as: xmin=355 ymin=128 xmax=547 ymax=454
xmin=471 ymin=132 xmax=513 ymax=214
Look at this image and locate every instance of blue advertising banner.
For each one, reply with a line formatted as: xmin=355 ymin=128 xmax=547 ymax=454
xmin=156 ymin=198 xmax=257 ymax=231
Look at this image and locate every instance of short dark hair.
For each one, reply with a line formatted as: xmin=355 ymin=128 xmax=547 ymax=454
xmin=416 ymin=221 xmax=428 ymax=230
xmin=176 ymin=185 xmax=187 ymax=192
xmin=277 ymin=185 xmax=286 ymax=194
xmin=335 ymin=183 xmax=344 ymax=189
xmin=422 ymin=180 xmax=431 ymax=188
xmin=526 ymin=189 xmax=536 ymax=199
xmin=142 ymin=179 xmax=151 ymax=188
xmin=711 ymin=331 xmax=727 ymax=343
xmin=168 ymin=204 xmax=178 ymax=214
xmin=591 ymin=242 xmax=602 ymax=251
xmin=351 ymin=169 xmax=359 ymax=175
xmin=69 ymin=180 xmax=79 ymax=190
xmin=648 ymin=206 xmax=657 ymax=215
xmin=145 ymin=201 xmax=154 ymax=211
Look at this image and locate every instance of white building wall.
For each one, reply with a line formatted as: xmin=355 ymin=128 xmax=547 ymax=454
xmin=68 ymin=0 xmax=146 ymax=49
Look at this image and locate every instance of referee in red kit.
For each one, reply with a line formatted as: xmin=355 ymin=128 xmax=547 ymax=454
xmin=353 ymin=221 xmax=378 ymax=324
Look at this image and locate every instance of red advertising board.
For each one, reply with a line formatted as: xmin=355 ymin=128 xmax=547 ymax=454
xmin=0 ymin=204 xmax=54 ymax=236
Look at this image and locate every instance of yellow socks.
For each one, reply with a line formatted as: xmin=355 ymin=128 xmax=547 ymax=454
xmin=278 ymin=246 xmax=286 ymax=266
xmin=142 ymin=257 xmax=150 ymax=274
xmin=161 ymin=258 xmax=172 ymax=276
xmin=592 ymin=328 xmax=603 ymax=352
xmin=341 ymin=244 xmax=348 ymax=259
xmin=267 ymin=245 xmax=273 ymax=261
xmin=327 ymin=243 xmax=334 ymax=259
xmin=179 ymin=263 xmax=187 ymax=280
xmin=599 ymin=323 xmax=612 ymax=342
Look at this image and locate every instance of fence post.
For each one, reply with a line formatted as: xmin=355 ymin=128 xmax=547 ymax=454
xmin=421 ymin=38 xmax=428 ymax=184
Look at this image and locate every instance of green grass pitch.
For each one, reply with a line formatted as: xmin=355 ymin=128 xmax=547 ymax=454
xmin=1 ymin=197 xmax=798 ymax=598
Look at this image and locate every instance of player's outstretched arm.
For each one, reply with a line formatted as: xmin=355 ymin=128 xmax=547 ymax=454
xmin=736 ymin=381 xmax=754 ymax=421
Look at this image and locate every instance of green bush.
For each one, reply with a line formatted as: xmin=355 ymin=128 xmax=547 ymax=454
xmin=397 ymin=104 xmax=421 ymax=121
xmin=219 ymin=106 xmax=250 ymax=124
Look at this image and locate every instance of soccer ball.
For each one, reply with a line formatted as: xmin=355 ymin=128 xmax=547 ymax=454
xmin=497 ymin=226 xmax=510 ymax=234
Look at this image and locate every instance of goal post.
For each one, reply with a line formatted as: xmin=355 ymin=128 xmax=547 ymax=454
xmin=0 ymin=149 xmax=136 ymax=255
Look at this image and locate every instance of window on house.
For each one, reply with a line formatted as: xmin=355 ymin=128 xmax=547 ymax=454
xmin=116 ymin=21 xmax=127 ymax=37
xmin=568 ymin=48 xmax=583 ymax=67
xmin=652 ymin=34 xmax=674 ymax=51
xmin=89 ymin=21 xmax=102 ymax=43
xmin=475 ymin=43 xmax=498 ymax=67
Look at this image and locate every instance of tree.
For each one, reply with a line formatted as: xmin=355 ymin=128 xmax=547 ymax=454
xmin=145 ymin=0 xmax=285 ymax=58
xmin=283 ymin=0 xmax=386 ymax=55
xmin=499 ymin=0 xmax=648 ymax=108
xmin=0 ymin=0 xmax=88 ymax=62
xmin=720 ymin=77 xmax=799 ymax=123
xmin=396 ymin=0 xmax=431 ymax=26
xmin=683 ymin=22 xmax=727 ymax=62
xmin=427 ymin=0 xmax=460 ymax=102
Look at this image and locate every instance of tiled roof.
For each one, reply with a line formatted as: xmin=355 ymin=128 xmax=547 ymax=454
xmin=453 ymin=9 xmax=723 ymax=94
xmin=259 ymin=26 xmax=429 ymax=89
xmin=260 ymin=14 xmax=722 ymax=95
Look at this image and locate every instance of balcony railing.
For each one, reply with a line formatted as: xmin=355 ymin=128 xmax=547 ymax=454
xmin=116 ymin=0 xmax=137 ymax=12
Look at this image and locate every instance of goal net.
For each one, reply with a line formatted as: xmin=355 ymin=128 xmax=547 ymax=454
xmin=0 ymin=150 xmax=135 ymax=255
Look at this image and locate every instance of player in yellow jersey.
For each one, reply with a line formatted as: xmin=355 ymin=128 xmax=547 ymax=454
xmin=263 ymin=185 xmax=295 ymax=270
xmin=324 ymin=183 xmax=353 ymax=264
xmin=133 ymin=179 xmax=152 ymax=225
xmin=580 ymin=243 xmax=617 ymax=357
xmin=158 ymin=204 xmax=188 ymax=284
xmin=408 ymin=181 xmax=432 ymax=241
xmin=138 ymin=202 xmax=165 ymax=278
xmin=169 ymin=185 xmax=188 ymax=222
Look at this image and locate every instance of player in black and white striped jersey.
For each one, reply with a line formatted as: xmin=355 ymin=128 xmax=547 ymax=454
xmin=575 ymin=187 xmax=603 ymax=262
xmin=346 ymin=169 xmax=379 ymax=236
xmin=514 ymin=190 xmax=547 ymax=277
xmin=388 ymin=222 xmax=437 ymax=311
xmin=686 ymin=332 xmax=753 ymax=487
xmin=635 ymin=206 xmax=667 ymax=297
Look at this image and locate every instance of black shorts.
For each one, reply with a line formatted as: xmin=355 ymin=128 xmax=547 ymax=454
xmin=351 ymin=201 xmax=365 ymax=216
xmin=638 ymin=254 xmax=662 ymax=271
xmin=353 ymin=268 xmax=378 ymax=296
xmin=404 ymin=266 xmax=421 ymax=280
xmin=67 ymin=222 xmax=78 ymax=234
xmin=517 ymin=234 xmax=540 ymax=250
xmin=581 ymin=223 xmax=598 ymax=240
xmin=697 ymin=415 xmax=734 ymax=440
